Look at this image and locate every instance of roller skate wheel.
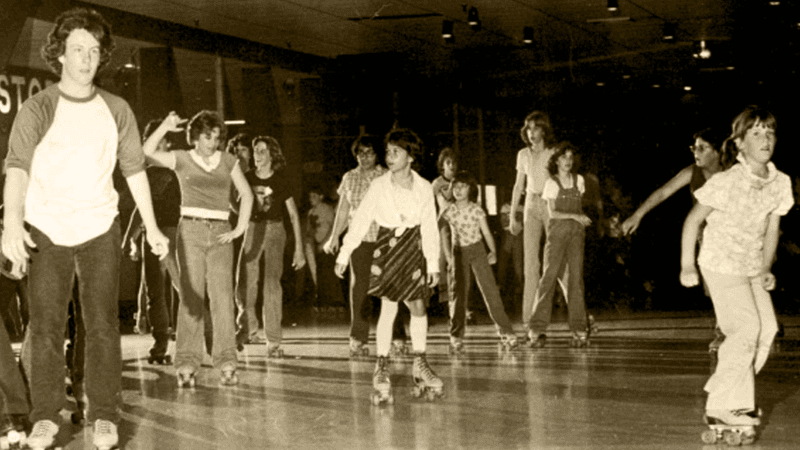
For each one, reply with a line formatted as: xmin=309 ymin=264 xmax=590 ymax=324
xmin=411 ymin=386 xmax=422 ymax=398
xmin=723 ymin=429 xmax=741 ymax=446
xmin=371 ymin=392 xmax=381 ymax=405
xmin=701 ymin=429 xmax=718 ymax=444
xmin=425 ymin=390 xmax=436 ymax=402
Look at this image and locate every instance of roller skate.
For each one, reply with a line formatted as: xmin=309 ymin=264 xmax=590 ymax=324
xmin=370 ymin=356 xmax=394 ymax=405
xmin=701 ymin=409 xmax=759 ymax=446
xmin=390 ymin=339 xmax=408 ymax=357
xmin=219 ymin=366 xmax=239 ymax=386
xmin=25 ymin=420 xmax=58 ymax=450
xmin=498 ymin=333 xmax=519 ymax=351
xmin=448 ymin=337 xmax=464 ymax=355
xmin=411 ymin=353 xmax=444 ymax=401
xmin=349 ymin=338 xmax=369 ymax=358
xmin=0 ymin=414 xmax=28 ymax=450
xmin=147 ymin=341 xmax=171 ymax=365
xmin=570 ymin=331 xmax=589 ymax=348
xmin=176 ymin=366 xmax=196 ymax=388
xmin=267 ymin=343 xmax=284 ymax=358
xmin=92 ymin=419 xmax=118 ymax=450
xmin=527 ymin=330 xmax=546 ymax=348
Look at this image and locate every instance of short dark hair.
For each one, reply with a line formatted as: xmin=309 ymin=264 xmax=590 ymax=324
xmin=186 ymin=110 xmax=226 ymax=148
xmin=692 ymin=127 xmax=726 ymax=153
xmin=436 ymin=148 xmax=457 ymax=176
xmin=520 ymin=111 xmax=557 ymax=147
xmin=450 ymin=170 xmax=479 ymax=202
xmin=384 ymin=128 xmax=424 ymax=169
xmin=350 ymin=134 xmax=381 ymax=159
xmin=226 ymin=132 xmax=251 ymax=153
xmin=41 ymin=7 xmax=115 ymax=76
xmin=547 ymin=141 xmax=578 ymax=176
xmin=252 ymin=135 xmax=287 ymax=172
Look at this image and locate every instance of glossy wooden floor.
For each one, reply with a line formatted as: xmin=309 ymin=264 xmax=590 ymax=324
xmin=27 ymin=314 xmax=800 ymax=449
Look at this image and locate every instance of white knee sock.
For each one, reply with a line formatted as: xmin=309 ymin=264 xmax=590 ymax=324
xmin=410 ymin=314 xmax=428 ymax=354
xmin=376 ymin=299 xmax=398 ymax=357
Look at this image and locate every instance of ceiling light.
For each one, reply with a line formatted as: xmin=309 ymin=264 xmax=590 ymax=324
xmin=663 ymin=23 xmax=676 ymax=41
xmin=607 ymin=0 xmax=619 ymax=12
xmin=467 ymin=7 xmax=481 ymax=31
xmin=442 ymin=20 xmax=454 ymax=43
xmin=596 ymin=81 xmax=605 ymax=87
xmin=523 ymin=26 xmax=534 ymax=45
xmin=684 ymin=86 xmax=692 ymax=91
xmin=770 ymin=1 xmax=780 ymax=5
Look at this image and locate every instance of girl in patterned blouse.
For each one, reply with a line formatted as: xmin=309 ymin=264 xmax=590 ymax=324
xmin=441 ymin=171 xmax=519 ymax=352
xmin=680 ymin=105 xmax=793 ymax=429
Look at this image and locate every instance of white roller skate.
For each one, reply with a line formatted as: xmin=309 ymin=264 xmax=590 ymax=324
xmin=701 ymin=409 xmax=760 ymax=446
xmin=411 ymin=353 xmax=444 ymax=401
xmin=176 ymin=367 xmax=196 ymax=388
xmin=25 ymin=420 xmax=58 ymax=450
xmin=349 ymin=338 xmax=369 ymax=358
xmin=448 ymin=337 xmax=464 ymax=355
xmin=390 ymin=339 xmax=408 ymax=357
xmin=219 ymin=367 xmax=239 ymax=386
xmin=570 ymin=331 xmax=589 ymax=348
xmin=267 ymin=343 xmax=284 ymax=358
xmin=498 ymin=333 xmax=520 ymax=351
xmin=92 ymin=419 xmax=118 ymax=450
xmin=371 ymin=356 xmax=394 ymax=405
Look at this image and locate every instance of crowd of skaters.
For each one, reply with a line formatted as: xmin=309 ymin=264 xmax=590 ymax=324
xmin=0 ymin=5 xmax=794 ymax=449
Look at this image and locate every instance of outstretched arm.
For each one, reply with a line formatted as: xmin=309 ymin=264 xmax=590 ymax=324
xmin=142 ymin=112 xmax=185 ymax=168
xmin=622 ymin=165 xmax=693 ymax=235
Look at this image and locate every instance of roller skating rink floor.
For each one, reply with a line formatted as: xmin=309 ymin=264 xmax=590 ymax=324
xmin=10 ymin=310 xmax=800 ymax=449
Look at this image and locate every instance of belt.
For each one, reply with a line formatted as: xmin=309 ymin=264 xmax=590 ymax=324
xmin=181 ymin=215 xmax=228 ymax=223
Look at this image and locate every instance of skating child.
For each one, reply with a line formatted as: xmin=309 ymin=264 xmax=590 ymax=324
xmin=527 ymin=143 xmax=592 ymax=348
xmin=334 ymin=128 xmax=442 ymax=403
xmin=432 ymin=148 xmax=458 ymax=312
xmin=144 ymin=110 xmax=254 ymax=386
xmin=680 ymin=106 xmax=792 ymax=435
xmin=441 ymin=171 xmax=518 ymax=352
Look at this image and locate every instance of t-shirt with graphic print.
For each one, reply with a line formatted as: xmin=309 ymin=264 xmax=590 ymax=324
xmin=442 ymin=202 xmax=486 ymax=247
xmin=246 ymin=169 xmax=291 ymax=223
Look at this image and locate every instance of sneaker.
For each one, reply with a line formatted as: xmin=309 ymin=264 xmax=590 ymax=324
xmin=92 ymin=419 xmax=118 ymax=450
xmin=27 ymin=420 xmax=58 ymax=449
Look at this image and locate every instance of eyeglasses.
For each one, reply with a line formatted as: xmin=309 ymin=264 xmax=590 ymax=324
xmin=689 ymin=144 xmax=712 ymax=153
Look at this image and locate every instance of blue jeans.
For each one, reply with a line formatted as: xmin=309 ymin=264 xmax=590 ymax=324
xmin=528 ymin=219 xmax=586 ymax=335
xmin=236 ymin=221 xmax=285 ymax=345
xmin=175 ymin=219 xmax=236 ymax=372
xmin=28 ymin=221 xmax=121 ymax=424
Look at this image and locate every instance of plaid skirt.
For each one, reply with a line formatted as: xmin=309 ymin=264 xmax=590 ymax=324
xmin=368 ymin=226 xmax=433 ymax=305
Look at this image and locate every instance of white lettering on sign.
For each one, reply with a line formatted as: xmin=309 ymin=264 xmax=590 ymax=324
xmin=0 ymin=71 xmax=56 ymax=116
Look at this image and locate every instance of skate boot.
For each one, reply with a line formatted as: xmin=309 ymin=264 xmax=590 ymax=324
xmin=499 ymin=333 xmax=519 ymax=351
xmin=370 ymin=356 xmax=394 ymax=405
xmin=701 ymin=409 xmax=759 ymax=445
xmin=25 ymin=420 xmax=58 ymax=450
xmin=527 ymin=330 xmax=546 ymax=348
xmin=1 ymin=414 xmax=29 ymax=450
xmin=267 ymin=342 xmax=284 ymax=358
xmin=448 ymin=337 xmax=464 ymax=355
xmin=219 ymin=366 xmax=239 ymax=386
xmin=349 ymin=338 xmax=369 ymax=358
xmin=570 ymin=331 xmax=589 ymax=348
xmin=92 ymin=419 xmax=118 ymax=450
xmin=390 ymin=339 xmax=408 ymax=357
xmin=411 ymin=353 xmax=444 ymax=401
xmin=176 ymin=366 xmax=196 ymax=388
xmin=147 ymin=339 xmax=171 ymax=365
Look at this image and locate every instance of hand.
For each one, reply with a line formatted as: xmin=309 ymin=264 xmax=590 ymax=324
xmin=575 ymin=214 xmax=592 ymax=227
xmin=760 ymin=272 xmax=776 ymax=291
xmin=427 ymin=272 xmax=439 ymax=288
xmin=509 ymin=219 xmax=522 ymax=236
xmin=679 ymin=266 xmax=700 ymax=287
xmin=146 ymin=228 xmax=170 ymax=260
xmin=621 ymin=215 xmax=640 ymax=235
xmin=323 ymin=238 xmax=339 ymax=255
xmin=487 ymin=251 xmax=497 ymax=265
xmin=1 ymin=220 xmax=35 ymax=272
xmin=217 ymin=226 xmax=245 ymax=244
xmin=293 ymin=247 xmax=306 ymax=270
xmin=162 ymin=111 xmax=187 ymax=133
xmin=334 ymin=263 xmax=347 ymax=279
xmin=129 ymin=238 xmax=140 ymax=261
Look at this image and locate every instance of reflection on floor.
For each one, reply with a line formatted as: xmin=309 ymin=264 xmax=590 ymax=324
xmin=23 ymin=316 xmax=800 ymax=449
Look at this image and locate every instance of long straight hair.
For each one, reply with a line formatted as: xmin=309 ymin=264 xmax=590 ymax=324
xmin=720 ymin=105 xmax=776 ymax=169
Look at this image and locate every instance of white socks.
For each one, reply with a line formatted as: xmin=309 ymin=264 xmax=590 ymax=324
xmin=375 ymin=299 xmax=398 ymax=356
xmin=410 ymin=314 xmax=427 ymax=354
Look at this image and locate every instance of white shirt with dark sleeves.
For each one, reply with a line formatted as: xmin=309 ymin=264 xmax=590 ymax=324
xmin=336 ymin=170 xmax=440 ymax=273
xmin=5 ymin=84 xmax=145 ymax=246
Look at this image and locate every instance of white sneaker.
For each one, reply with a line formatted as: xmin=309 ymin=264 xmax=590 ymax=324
xmin=92 ymin=419 xmax=118 ymax=450
xmin=27 ymin=420 xmax=58 ymax=450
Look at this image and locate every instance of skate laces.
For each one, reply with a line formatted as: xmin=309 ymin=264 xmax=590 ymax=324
xmin=415 ymin=355 xmax=435 ymax=379
xmin=29 ymin=420 xmax=57 ymax=439
xmin=94 ymin=419 xmax=115 ymax=435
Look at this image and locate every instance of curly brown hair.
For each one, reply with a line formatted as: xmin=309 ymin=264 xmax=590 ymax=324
xmin=40 ymin=7 xmax=115 ymax=76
